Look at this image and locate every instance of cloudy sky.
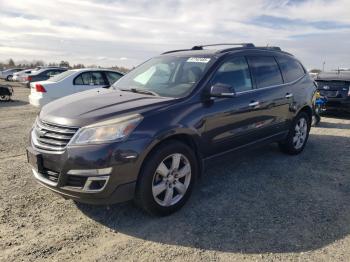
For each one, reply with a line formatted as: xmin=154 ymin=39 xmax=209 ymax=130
xmin=0 ymin=0 xmax=349 ymax=70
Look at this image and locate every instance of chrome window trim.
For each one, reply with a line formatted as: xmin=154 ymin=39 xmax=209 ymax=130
xmin=234 ymin=73 xmax=306 ymax=96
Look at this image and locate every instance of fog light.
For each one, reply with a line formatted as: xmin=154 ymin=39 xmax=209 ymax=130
xmin=83 ymin=176 xmax=109 ymax=192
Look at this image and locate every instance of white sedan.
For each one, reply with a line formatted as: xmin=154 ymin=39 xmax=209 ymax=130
xmin=28 ymin=68 xmax=124 ymax=107
xmin=12 ymin=69 xmax=34 ymax=81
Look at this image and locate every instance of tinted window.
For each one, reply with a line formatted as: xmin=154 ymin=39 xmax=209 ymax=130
xmin=247 ymin=56 xmax=283 ymax=88
xmin=74 ymin=72 xmax=107 ymax=85
xmin=45 ymin=70 xmax=64 ymax=77
xmin=105 ymin=72 xmax=122 ymax=84
xmin=49 ymin=70 xmax=75 ymax=82
xmin=276 ymin=56 xmax=305 ymax=83
xmin=211 ymin=57 xmax=252 ymax=92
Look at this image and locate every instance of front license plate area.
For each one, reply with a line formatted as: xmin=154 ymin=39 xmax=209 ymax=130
xmin=26 ymin=147 xmax=43 ymax=172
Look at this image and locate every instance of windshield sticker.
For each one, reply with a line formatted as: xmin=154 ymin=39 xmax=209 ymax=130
xmin=187 ymin=57 xmax=211 ymax=63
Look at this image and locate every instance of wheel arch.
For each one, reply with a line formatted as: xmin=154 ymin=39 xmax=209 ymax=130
xmin=297 ymin=105 xmax=313 ymax=124
xmin=137 ymin=131 xmax=203 ymax=185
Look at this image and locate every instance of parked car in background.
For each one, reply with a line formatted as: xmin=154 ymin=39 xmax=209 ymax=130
xmin=24 ymin=67 xmax=67 ymax=88
xmin=0 ymin=68 xmax=24 ymax=81
xmin=315 ymin=71 xmax=350 ymax=112
xmin=12 ymin=69 xmax=34 ymax=82
xmin=29 ymin=68 xmax=124 ymax=107
xmin=27 ymin=43 xmax=316 ymax=216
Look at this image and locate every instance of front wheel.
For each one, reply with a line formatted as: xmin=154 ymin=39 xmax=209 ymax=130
xmin=279 ymin=112 xmax=311 ymax=155
xmin=135 ymin=140 xmax=197 ymax=216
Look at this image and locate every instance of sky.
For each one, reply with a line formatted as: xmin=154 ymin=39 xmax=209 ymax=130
xmin=0 ymin=0 xmax=349 ymax=70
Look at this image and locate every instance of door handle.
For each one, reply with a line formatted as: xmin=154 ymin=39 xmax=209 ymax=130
xmin=285 ymin=93 xmax=293 ymax=98
xmin=249 ymin=101 xmax=260 ymax=107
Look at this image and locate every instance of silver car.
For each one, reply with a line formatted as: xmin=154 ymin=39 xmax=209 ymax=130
xmin=0 ymin=68 xmax=24 ymax=81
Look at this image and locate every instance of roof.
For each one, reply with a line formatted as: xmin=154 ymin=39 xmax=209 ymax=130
xmin=68 ymin=68 xmax=124 ymax=75
xmin=316 ymin=71 xmax=350 ymax=81
xmin=70 ymin=68 xmax=116 ymax=72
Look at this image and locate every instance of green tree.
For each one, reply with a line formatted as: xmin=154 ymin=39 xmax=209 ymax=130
xmin=8 ymin=58 xmax=15 ymax=67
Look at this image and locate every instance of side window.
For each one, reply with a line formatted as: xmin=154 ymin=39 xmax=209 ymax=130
xmin=74 ymin=72 xmax=91 ymax=85
xmin=74 ymin=72 xmax=107 ymax=86
xmin=91 ymin=72 xmax=107 ymax=85
xmin=45 ymin=70 xmax=55 ymax=77
xmin=247 ymin=56 xmax=283 ymax=88
xmin=211 ymin=57 xmax=253 ymax=93
xmin=276 ymin=56 xmax=305 ymax=83
xmin=105 ymin=72 xmax=122 ymax=84
xmin=74 ymin=75 xmax=84 ymax=85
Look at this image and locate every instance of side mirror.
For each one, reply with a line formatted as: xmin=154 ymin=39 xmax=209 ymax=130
xmin=209 ymin=83 xmax=236 ymax=98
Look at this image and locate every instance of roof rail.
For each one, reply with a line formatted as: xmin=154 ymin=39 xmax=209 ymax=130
xmin=162 ymin=49 xmax=192 ymax=55
xmin=260 ymin=46 xmax=282 ymax=51
xmin=192 ymin=43 xmax=255 ymax=50
xmin=161 ymin=43 xmax=255 ymax=55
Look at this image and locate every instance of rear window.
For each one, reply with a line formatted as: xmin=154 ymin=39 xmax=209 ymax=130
xmin=105 ymin=71 xmax=123 ymax=84
xmin=49 ymin=70 xmax=75 ymax=82
xmin=276 ymin=56 xmax=305 ymax=83
xmin=247 ymin=56 xmax=283 ymax=88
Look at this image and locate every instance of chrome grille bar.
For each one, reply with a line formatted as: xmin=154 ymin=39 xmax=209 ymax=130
xmin=32 ymin=118 xmax=79 ymax=152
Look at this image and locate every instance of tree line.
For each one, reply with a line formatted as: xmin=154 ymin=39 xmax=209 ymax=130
xmin=0 ymin=58 xmax=130 ymax=73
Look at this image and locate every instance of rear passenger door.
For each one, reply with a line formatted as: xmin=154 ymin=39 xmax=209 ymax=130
xmin=246 ymin=56 xmax=291 ymax=136
xmin=73 ymin=71 xmax=109 ymax=93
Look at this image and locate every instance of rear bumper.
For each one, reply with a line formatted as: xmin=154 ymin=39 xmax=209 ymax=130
xmin=28 ymin=94 xmax=52 ymax=107
xmin=326 ymin=97 xmax=350 ymax=111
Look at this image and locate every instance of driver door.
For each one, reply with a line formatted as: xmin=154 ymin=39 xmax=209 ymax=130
xmin=202 ymin=56 xmax=267 ymax=157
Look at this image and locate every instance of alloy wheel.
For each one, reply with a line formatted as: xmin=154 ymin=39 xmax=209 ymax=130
xmin=152 ymin=153 xmax=191 ymax=207
xmin=293 ymin=117 xmax=308 ymax=149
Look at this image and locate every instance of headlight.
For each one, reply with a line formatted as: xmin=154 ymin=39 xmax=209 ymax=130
xmin=70 ymin=114 xmax=143 ymax=145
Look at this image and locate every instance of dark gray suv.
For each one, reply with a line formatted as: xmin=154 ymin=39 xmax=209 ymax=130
xmin=27 ymin=43 xmax=316 ymax=216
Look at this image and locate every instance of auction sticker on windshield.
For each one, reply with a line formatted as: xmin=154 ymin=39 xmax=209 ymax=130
xmin=187 ymin=57 xmax=211 ymax=63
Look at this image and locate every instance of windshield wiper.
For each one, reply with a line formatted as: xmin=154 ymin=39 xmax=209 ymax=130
xmin=120 ymin=88 xmax=159 ymax=96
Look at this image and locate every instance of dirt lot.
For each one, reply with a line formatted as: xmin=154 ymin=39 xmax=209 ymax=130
xmin=0 ymin=79 xmax=350 ymax=262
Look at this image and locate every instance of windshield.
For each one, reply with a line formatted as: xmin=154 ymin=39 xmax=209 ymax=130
xmin=112 ymin=56 xmax=214 ymax=98
xmin=48 ymin=70 xmax=75 ymax=82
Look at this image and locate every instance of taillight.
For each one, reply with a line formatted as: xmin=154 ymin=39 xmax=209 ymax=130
xmin=35 ymin=84 xmax=46 ymax=93
xmin=27 ymin=76 xmax=32 ymax=81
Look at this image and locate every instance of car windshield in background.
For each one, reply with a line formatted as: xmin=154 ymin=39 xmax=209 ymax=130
xmin=48 ymin=70 xmax=75 ymax=82
xmin=112 ymin=56 xmax=214 ymax=98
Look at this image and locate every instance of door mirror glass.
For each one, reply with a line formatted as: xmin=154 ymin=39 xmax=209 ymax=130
xmin=210 ymin=83 xmax=236 ymax=98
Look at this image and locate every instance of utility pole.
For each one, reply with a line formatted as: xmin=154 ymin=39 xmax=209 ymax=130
xmin=322 ymin=61 xmax=326 ymax=72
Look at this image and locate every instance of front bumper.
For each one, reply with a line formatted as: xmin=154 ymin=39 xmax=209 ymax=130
xmin=27 ymin=135 xmax=152 ymax=204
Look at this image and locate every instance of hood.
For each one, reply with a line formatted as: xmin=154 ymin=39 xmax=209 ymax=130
xmin=40 ymin=88 xmax=175 ymax=127
xmin=316 ymin=71 xmax=350 ymax=81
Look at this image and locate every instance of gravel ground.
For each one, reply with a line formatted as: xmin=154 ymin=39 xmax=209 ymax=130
xmin=1 ymin=80 xmax=350 ymax=262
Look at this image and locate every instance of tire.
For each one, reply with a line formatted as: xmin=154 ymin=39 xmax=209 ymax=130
xmin=134 ymin=140 xmax=198 ymax=216
xmin=6 ymin=75 xmax=12 ymax=81
xmin=279 ymin=112 xmax=311 ymax=155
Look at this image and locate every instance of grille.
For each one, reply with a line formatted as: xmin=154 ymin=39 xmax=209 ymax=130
xmin=32 ymin=119 xmax=79 ymax=152
xmin=42 ymin=168 xmax=59 ymax=183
